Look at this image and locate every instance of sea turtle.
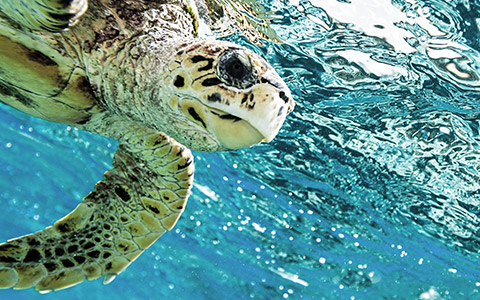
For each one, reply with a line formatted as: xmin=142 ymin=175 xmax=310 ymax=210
xmin=0 ymin=0 xmax=294 ymax=293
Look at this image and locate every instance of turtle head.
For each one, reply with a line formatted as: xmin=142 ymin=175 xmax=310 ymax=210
xmin=165 ymin=40 xmax=294 ymax=152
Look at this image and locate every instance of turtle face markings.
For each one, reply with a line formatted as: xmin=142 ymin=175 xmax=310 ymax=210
xmin=278 ymin=91 xmax=290 ymax=104
xmin=191 ymin=56 xmax=214 ymax=72
xmin=260 ymin=77 xmax=283 ymax=89
xmin=211 ymin=111 xmax=242 ymax=122
xmin=200 ymin=78 xmax=222 ymax=87
xmin=207 ymin=93 xmax=222 ymax=103
xmin=166 ymin=40 xmax=295 ymax=150
xmin=187 ymin=107 xmax=207 ymax=128
xmin=173 ymin=75 xmax=185 ymax=88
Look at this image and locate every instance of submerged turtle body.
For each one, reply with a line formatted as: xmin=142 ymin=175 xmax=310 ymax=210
xmin=0 ymin=0 xmax=294 ymax=293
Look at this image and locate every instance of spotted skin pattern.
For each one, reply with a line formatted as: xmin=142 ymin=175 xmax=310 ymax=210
xmin=0 ymin=0 xmax=294 ymax=293
xmin=0 ymin=119 xmax=194 ymax=292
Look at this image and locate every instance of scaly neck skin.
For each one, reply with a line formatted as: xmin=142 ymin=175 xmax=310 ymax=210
xmin=74 ymin=1 xmax=199 ymax=141
xmin=88 ymin=32 xmax=194 ymax=131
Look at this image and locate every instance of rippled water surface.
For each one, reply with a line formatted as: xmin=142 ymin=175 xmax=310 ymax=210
xmin=1 ymin=0 xmax=480 ymax=299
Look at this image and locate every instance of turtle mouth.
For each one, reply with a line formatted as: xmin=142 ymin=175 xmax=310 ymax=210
xmin=210 ymin=110 xmax=242 ymax=122
xmin=202 ymin=106 xmax=266 ymax=150
xmin=179 ymin=97 xmax=266 ymax=150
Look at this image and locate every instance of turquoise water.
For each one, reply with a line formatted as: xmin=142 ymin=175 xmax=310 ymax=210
xmin=1 ymin=0 xmax=480 ymax=299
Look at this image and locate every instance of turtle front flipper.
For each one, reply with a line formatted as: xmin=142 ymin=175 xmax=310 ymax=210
xmin=0 ymin=129 xmax=194 ymax=293
xmin=0 ymin=0 xmax=87 ymax=32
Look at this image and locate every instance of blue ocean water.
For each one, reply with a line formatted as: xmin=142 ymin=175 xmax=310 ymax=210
xmin=1 ymin=0 xmax=480 ymax=299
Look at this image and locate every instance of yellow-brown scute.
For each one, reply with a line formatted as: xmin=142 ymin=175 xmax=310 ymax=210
xmin=0 ymin=35 xmax=68 ymax=95
xmin=0 ymin=32 xmax=102 ymax=125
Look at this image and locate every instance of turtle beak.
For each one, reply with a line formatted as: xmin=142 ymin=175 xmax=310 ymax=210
xmin=240 ymin=82 xmax=294 ymax=143
xmin=199 ymin=74 xmax=295 ymax=150
xmin=202 ymin=82 xmax=294 ymax=150
xmin=209 ymin=117 xmax=265 ymax=150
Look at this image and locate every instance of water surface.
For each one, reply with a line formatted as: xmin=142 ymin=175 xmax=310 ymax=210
xmin=1 ymin=0 xmax=480 ymax=299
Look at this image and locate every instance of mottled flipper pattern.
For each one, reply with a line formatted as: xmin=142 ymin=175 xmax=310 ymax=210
xmin=0 ymin=0 xmax=87 ymax=32
xmin=0 ymin=128 xmax=194 ymax=292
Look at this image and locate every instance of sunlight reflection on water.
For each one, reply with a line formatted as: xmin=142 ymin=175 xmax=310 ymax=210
xmin=1 ymin=0 xmax=480 ymax=299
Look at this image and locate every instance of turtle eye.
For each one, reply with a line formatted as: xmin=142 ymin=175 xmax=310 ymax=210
xmin=217 ymin=50 xmax=256 ymax=89
xmin=224 ymin=56 xmax=246 ymax=79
